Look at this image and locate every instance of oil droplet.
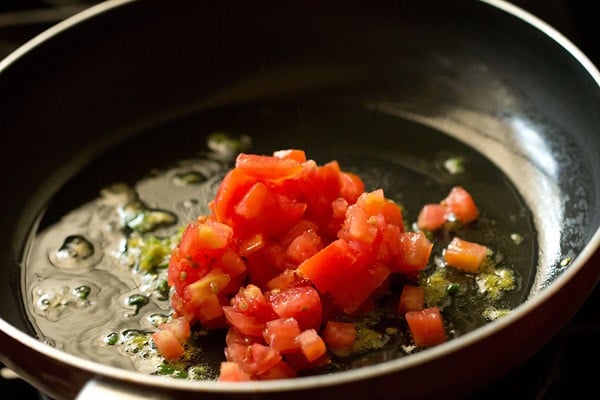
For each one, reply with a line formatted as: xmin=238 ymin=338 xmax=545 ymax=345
xmin=172 ymin=170 xmax=208 ymax=186
xmin=510 ymin=233 xmax=524 ymax=245
xmin=49 ymin=235 xmax=103 ymax=270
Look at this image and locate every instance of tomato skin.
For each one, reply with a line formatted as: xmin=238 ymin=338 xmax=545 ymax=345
xmin=405 ymin=307 xmax=446 ymax=347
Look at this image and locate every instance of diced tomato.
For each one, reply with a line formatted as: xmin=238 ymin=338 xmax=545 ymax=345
xmin=296 ymin=329 xmax=326 ymax=362
xmin=234 ymin=181 xmax=277 ymax=220
xmin=444 ymin=237 xmax=488 ymax=273
xmin=157 ymin=316 xmax=191 ymax=343
xmin=393 ymin=232 xmax=433 ymax=273
xmin=417 ymin=203 xmax=447 ymax=231
xmin=405 ymin=307 xmax=446 ymax=347
xmin=381 ymin=199 xmax=404 ymax=227
xmin=255 ymin=360 xmax=297 ymax=380
xmin=218 ymin=361 xmax=252 ymax=381
xmin=339 ymin=171 xmax=365 ymax=204
xmin=442 ymin=186 xmax=479 ymax=224
xmin=235 ymin=153 xmax=303 ymax=180
xmin=231 ymin=284 xmax=277 ymax=321
xmin=397 ymin=285 xmax=425 ymax=314
xmin=268 ymin=286 xmax=323 ymax=331
xmin=224 ymin=342 xmax=282 ymax=376
xmin=322 ymin=321 xmax=356 ymax=350
xmin=222 ymin=306 xmax=267 ymax=337
xmin=297 ymin=239 xmax=356 ymax=293
xmin=285 ymin=230 xmax=323 ymax=266
xmin=225 ymin=327 xmax=264 ymax=347
xmin=273 ymin=149 xmax=307 ymax=163
xmin=217 ymin=248 xmax=247 ymax=279
xmin=298 ymin=239 xmax=390 ymax=313
xmin=167 ymin=247 xmax=206 ymax=294
xmin=265 ymin=269 xmax=308 ymax=291
xmin=263 ymin=318 xmax=301 ymax=353
xmin=152 ymin=329 xmax=185 ymax=361
xmin=163 ymin=149 xmax=487 ymax=380
xmin=210 ymin=167 xmax=255 ymax=226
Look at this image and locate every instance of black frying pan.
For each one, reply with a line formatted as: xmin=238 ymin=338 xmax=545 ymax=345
xmin=0 ymin=1 xmax=598 ymax=399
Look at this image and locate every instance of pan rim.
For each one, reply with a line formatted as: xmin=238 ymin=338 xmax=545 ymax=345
xmin=0 ymin=0 xmax=599 ymax=395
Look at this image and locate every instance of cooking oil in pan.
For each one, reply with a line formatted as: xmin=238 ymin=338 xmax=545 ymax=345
xmin=21 ymin=101 xmax=537 ymax=378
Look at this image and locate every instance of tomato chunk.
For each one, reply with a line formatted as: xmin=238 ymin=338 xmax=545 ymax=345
xmin=444 ymin=237 xmax=488 ymax=273
xmin=405 ymin=307 xmax=446 ymax=347
xmin=442 ymin=186 xmax=480 ymax=224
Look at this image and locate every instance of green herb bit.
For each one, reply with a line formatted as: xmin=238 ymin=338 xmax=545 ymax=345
xmin=443 ymin=157 xmax=465 ymax=174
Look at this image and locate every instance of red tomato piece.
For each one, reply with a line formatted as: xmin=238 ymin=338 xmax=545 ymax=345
xmin=444 ymin=237 xmax=488 ymax=273
xmin=393 ymin=232 xmax=433 ymax=273
xmin=296 ymin=329 xmax=326 ymax=362
xmin=273 ymin=149 xmax=307 ymax=163
xmin=322 ymin=321 xmax=356 ymax=350
xmin=442 ymin=186 xmax=480 ymax=224
xmin=235 ymin=153 xmax=303 ymax=180
xmin=268 ymin=286 xmax=323 ymax=331
xmin=224 ymin=342 xmax=282 ymax=376
xmin=152 ymin=329 xmax=185 ymax=361
xmin=417 ymin=203 xmax=447 ymax=231
xmin=339 ymin=171 xmax=365 ymax=204
xmin=285 ymin=230 xmax=323 ymax=266
xmin=167 ymin=247 xmax=206 ymax=295
xmin=222 ymin=306 xmax=267 ymax=337
xmin=255 ymin=360 xmax=297 ymax=380
xmin=157 ymin=317 xmax=191 ymax=344
xmin=234 ymin=181 xmax=277 ymax=220
xmin=210 ymin=168 xmax=255 ymax=226
xmin=397 ymin=285 xmax=425 ymax=314
xmin=218 ymin=361 xmax=252 ymax=381
xmin=405 ymin=307 xmax=446 ymax=347
xmin=298 ymin=239 xmax=390 ymax=313
xmin=263 ymin=318 xmax=302 ymax=353
xmin=231 ymin=284 xmax=277 ymax=321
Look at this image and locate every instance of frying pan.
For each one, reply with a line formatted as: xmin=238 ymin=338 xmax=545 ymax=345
xmin=0 ymin=0 xmax=598 ymax=399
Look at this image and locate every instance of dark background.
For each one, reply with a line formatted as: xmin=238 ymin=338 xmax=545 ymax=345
xmin=0 ymin=1 xmax=598 ymax=399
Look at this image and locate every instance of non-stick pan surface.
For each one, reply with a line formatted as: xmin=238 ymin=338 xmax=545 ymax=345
xmin=0 ymin=1 xmax=598 ymax=399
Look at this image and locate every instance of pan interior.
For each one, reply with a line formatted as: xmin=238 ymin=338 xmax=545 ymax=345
xmin=21 ymin=99 xmax=538 ymax=376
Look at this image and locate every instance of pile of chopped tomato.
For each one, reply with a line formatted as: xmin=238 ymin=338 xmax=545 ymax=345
xmin=152 ymin=149 xmax=485 ymax=381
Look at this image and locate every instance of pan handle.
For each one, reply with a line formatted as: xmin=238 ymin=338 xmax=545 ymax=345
xmin=76 ymin=379 xmax=170 ymax=400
